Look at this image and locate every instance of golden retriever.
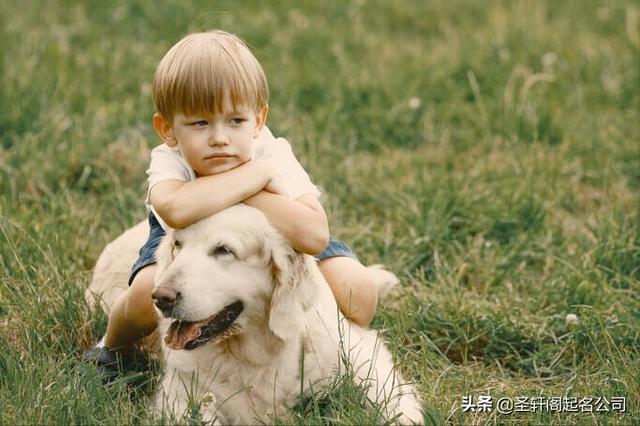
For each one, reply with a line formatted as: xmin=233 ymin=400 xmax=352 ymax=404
xmin=86 ymin=204 xmax=423 ymax=424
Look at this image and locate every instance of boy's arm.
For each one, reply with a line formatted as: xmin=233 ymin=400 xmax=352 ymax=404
xmin=150 ymin=160 xmax=271 ymax=229
xmin=243 ymin=191 xmax=329 ymax=256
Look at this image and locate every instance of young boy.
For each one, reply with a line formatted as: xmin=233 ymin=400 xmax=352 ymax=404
xmin=85 ymin=30 xmax=380 ymax=375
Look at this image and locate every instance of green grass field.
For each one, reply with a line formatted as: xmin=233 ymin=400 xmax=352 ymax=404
xmin=1 ymin=0 xmax=638 ymax=424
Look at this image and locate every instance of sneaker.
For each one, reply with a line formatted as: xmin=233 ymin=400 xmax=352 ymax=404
xmin=82 ymin=339 xmax=150 ymax=383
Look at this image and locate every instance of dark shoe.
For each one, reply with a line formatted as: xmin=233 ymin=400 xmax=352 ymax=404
xmin=83 ymin=344 xmax=150 ymax=383
xmin=82 ymin=344 xmax=124 ymax=382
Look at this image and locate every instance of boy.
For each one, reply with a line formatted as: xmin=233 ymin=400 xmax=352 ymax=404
xmin=85 ymin=30 xmax=380 ymax=376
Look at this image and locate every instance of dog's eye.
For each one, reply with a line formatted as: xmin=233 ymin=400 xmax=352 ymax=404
xmin=210 ymin=244 xmax=234 ymax=257
xmin=172 ymin=240 xmax=182 ymax=255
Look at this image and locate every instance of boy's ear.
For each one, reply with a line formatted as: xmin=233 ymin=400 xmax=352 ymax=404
xmin=253 ymin=104 xmax=269 ymax=138
xmin=153 ymin=113 xmax=177 ymax=147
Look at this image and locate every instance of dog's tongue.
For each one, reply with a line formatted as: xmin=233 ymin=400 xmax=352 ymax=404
xmin=165 ymin=320 xmax=205 ymax=350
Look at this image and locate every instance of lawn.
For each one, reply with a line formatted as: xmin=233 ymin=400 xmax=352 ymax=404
xmin=0 ymin=0 xmax=638 ymax=424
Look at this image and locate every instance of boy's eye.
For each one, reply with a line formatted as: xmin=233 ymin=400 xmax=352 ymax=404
xmin=229 ymin=117 xmax=246 ymax=125
xmin=190 ymin=120 xmax=208 ymax=127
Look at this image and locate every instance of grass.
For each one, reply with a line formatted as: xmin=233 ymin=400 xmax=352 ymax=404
xmin=1 ymin=0 xmax=638 ymax=424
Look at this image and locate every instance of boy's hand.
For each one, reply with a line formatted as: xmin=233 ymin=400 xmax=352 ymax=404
xmin=257 ymin=158 xmax=289 ymax=197
xmin=265 ymin=174 xmax=289 ymax=196
xmin=243 ymin=191 xmax=329 ymax=256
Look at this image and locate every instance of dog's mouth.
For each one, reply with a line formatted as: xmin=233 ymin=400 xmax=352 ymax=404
xmin=164 ymin=301 xmax=244 ymax=351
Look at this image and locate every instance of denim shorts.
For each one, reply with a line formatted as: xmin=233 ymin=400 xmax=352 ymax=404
xmin=128 ymin=212 xmax=358 ymax=285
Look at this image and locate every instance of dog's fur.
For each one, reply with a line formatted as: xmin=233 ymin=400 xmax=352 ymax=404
xmin=86 ymin=205 xmax=422 ymax=424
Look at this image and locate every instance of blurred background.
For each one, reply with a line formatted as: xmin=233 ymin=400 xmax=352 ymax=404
xmin=0 ymin=1 xmax=638 ymax=424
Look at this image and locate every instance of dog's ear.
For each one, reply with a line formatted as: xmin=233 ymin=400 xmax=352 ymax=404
xmin=155 ymin=231 xmax=176 ymax=277
xmin=268 ymin=236 xmax=317 ymax=340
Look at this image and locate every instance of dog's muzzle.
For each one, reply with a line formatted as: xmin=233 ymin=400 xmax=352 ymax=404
xmin=163 ymin=301 xmax=244 ymax=350
xmin=152 ymin=287 xmax=181 ymax=317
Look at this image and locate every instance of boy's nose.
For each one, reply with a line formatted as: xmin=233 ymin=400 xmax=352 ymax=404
xmin=209 ymin=125 xmax=229 ymax=146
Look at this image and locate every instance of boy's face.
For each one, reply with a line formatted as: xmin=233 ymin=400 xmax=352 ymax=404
xmin=154 ymin=98 xmax=268 ymax=176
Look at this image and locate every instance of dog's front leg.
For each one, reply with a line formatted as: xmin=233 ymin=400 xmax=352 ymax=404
xmin=350 ymin=331 xmax=423 ymax=424
xmin=153 ymin=368 xmax=190 ymax=422
xmin=154 ymin=367 xmax=224 ymax=424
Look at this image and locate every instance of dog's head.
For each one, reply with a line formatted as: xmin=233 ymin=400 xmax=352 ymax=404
xmin=152 ymin=204 xmax=318 ymax=351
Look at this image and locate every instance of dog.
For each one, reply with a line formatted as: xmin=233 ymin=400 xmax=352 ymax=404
xmin=86 ymin=204 xmax=423 ymax=424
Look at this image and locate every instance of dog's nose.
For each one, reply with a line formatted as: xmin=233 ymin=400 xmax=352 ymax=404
xmin=152 ymin=287 xmax=181 ymax=315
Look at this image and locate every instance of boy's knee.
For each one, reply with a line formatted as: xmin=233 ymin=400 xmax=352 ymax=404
xmin=319 ymin=256 xmax=380 ymax=327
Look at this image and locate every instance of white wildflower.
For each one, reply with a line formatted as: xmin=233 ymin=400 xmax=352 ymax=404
xmin=408 ymin=97 xmax=421 ymax=109
xmin=201 ymin=392 xmax=217 ymax=409
xmin=565 ymin=313 xmax=579 ymax=326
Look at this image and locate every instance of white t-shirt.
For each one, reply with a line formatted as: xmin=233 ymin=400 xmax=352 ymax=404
xmin=146 ymin=126 xmax=321 ymax=230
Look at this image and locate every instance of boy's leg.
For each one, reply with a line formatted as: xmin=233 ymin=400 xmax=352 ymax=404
xmin=103 ymin=264 xmax=158 ymax=353
xmin=318 ymin=256 xmax=378 ymax=327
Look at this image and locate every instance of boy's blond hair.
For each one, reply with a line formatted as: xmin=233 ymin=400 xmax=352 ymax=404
xmin=153 ymin=30 xmax=268 ymax=122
